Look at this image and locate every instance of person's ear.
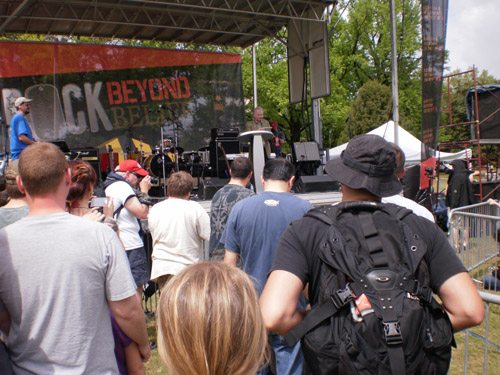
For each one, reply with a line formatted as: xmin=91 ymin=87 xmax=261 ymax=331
xmin=64 ymin=168 xmax=72 ymax=186
xmin=288 ymin=176 xmax=295 ymax=189
xmin=261 ymin=175 xmax=265 ymax=187
xmin=16 ymin=175 xmax=26 ymax=195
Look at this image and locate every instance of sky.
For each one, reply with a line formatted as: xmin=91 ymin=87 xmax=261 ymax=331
xmin=446 ymin=0 xmax=500 ymax=79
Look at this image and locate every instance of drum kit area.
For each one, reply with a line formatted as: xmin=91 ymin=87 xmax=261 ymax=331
xmin=143 ymin=139 xmax=210 ymax=180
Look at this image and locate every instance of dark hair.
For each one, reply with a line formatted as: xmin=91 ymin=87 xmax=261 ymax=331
xmin=19 ymin=143 xmax=68 ymax=197
xmin=390 ymin=143 xmax=405 ymax=178
xmin=66 ymin=160 xmax=97 ymax=205
xmin=167 ymin=171 xmax=193 ymax=198
xmin=4 ymin=173 xmax=24 ymax=200
xmin=230 ymin=157 xmax=253 ymax=179
xmin=263 ymin=158 xmax=295 ymax=182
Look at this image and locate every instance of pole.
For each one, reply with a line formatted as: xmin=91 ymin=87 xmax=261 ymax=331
xmin=389 ymin=0 xmax=400 ymax=145
xmin=252 ymin=44 xmax=258 ymax=107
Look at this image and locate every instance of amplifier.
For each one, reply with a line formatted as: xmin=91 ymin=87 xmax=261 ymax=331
xmin=70 ymin=148 xmax=101 ymax=180
xmin=211 ymin=127 xmax=239 ymax=140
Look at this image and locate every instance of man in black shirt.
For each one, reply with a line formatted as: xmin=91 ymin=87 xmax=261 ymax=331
xmin=260 ymin=135 xmax=484 ymax=372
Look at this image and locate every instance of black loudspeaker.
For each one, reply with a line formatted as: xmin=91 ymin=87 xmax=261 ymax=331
xmin=209 ymin=140 xmax=239 ymax=178
xmin=71 ymin=148 xmax=101 ymax=181
xmin=199 ymin=178 xmax=229 ymax=200
xmin=292 ymin=175 xmax=339 ymax=193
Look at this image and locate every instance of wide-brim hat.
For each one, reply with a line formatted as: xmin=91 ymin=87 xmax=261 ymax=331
xmin=326 ymin=134 xmax=401 ymax=197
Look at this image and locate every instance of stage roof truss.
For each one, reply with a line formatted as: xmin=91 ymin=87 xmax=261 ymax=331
xmin=0 ymin=0 xmax=335 ymax=48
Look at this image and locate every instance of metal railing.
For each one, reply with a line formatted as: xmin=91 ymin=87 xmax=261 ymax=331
xmin=448 ymin=202 xmax=500 ymax=374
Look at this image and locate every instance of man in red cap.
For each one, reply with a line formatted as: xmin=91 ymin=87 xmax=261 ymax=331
xmin=270 ymin=121 xmax=285 ymax=158
xmin=104 ymin=159 xmax=152 ymax=297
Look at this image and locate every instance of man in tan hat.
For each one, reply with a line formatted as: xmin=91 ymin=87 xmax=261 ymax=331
xmin=9 ymin=97 xmax=36 ymax=161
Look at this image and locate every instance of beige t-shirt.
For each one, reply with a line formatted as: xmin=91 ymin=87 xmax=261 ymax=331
xmin=148 ymin=198 xmax=210 ymax=280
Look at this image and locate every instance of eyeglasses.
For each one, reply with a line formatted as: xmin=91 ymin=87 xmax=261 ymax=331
xmin=131 ymin=172 xmax=144 ymax=180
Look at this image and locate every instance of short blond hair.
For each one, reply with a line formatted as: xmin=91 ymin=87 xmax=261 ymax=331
xmin=157 ymin=262 xmax=268 ymax=375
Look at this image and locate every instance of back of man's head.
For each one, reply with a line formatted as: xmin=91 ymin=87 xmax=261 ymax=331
xmin=390 ymin=143 xmax=405 ymax=178
xmin=167 ymin=171 xmax=193 ymax=198
xmin=230 ymin=157 xmax=253 ymax=179
xmin=19 ymin=142 xmax=68 ymax=197
xmin=263 ymin=158 xmax=295 ymax=182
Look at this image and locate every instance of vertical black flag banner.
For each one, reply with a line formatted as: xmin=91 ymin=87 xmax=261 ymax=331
xmin=420 ymin=0 xmax=448 ymax=188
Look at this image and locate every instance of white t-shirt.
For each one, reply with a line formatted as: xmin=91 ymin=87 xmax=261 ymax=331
xmin=0 ymin=212 xmax=136 ymax=374
xmin=148 ymin=198 xmax=210 ymax=280
xmin=105 ymin=180 xmax=144 ymax=250
xmin=382 ymin=194 xmax=435 ymax=222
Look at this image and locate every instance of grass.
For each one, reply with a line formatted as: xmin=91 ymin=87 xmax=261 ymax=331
xmin=142 ymin=273 xmax=500 ymax=375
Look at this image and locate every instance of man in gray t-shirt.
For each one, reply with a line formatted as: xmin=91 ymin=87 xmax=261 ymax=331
xmin=0 ymin=143 xmax=150 ymax=374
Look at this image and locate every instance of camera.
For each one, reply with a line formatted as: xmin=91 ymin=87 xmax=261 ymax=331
xmin=90 ymin=197 xmax=110 ymax=208
xmin=150 ymin=177 xmax=160 ymax=184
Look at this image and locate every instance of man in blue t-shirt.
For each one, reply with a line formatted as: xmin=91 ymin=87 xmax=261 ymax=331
xmin=222 ymin=158 xmax=312 ymax=375
xmin=9 ymin=97 xmax=36 ymax=161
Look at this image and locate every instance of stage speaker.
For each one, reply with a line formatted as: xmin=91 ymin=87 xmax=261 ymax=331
xmin=209 ymin=140 xmax=239 ymax=178
xmin=293 ymin=142 xmax=321 ymax=162
xmin=199 ymin=178 xmax=229 ymax=201
xmin=292 ymin=175 xmax=339 ymax=193
xmin=71 ymin=147 xmax=101 ymax=181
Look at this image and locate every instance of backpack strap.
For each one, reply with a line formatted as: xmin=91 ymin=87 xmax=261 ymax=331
xmin=284 ymin=284 xmax=356 ymax=347
xmin=357 ymin=210 xmax=406 ymax=375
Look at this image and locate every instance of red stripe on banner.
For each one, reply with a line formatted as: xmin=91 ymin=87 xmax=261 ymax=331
xmin=0 ymin=42 xmax=241 ymax=78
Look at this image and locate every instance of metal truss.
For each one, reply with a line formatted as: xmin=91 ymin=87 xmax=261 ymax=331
xmin=0 ymin=0 xmax=335 ymax=48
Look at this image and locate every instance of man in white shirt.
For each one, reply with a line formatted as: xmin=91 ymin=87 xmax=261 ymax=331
xmin=148 ymin=171 xmax=210 ymax=289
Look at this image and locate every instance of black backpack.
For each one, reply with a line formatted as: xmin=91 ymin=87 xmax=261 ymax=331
xmin=284 ymin=201 xmax=454 ymax=375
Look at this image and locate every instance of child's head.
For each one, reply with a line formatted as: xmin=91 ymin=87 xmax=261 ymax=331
xmin=157 ymin=262 xmax=268 ymax=375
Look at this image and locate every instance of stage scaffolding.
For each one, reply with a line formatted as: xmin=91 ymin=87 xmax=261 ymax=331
xmin=437 ymin=67 xmax=500 ymax=202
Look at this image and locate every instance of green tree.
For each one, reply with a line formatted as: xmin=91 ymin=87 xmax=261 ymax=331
xmin=338 ymin=80 xmax=392 ymax=143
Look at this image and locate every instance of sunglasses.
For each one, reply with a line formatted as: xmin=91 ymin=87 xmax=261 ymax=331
xmin=131 ymin=172 xmax=144 ymax=180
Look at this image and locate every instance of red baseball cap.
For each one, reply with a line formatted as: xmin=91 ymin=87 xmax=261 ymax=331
xmin=118 ymin=159 xmax=149 ymax=176
xmin=271 ymin=121 xmax=278 ymax=128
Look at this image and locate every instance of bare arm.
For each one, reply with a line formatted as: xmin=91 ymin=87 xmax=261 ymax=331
xmin=124 ymin=341 xmax=146 ymax=375
xmin=223 ymin=250 xmax=239 ymax=267
xmin=109 ymin=295 xmax=151 ymax=361
xmin=0 ymin=309 xmax=10 ymax=335
xmin=18 ymin=134 xmax=35 ymax=145
xmin=260 ymin=270 xmax=307 ymax=336
xmin=437 ymin=272 xmax=484 ymax=332
xmin=124 ymin=196 xmax=149 ymax=220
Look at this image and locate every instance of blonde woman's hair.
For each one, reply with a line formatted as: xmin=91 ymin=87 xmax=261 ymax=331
xmin=157 ymin=262 xmax=268 ymax=375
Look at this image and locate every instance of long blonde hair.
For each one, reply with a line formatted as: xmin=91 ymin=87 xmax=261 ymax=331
xmin=157 ymin=262 xmax=268 ymax=375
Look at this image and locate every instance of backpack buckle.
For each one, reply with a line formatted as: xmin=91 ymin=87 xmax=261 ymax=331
xmin=332 ymin=285 xmax=355 ymax=308
xmin=410 ymin=280 xmax=433 ymax=303
xmin=383 ymin=321 xmax=403 ymax=345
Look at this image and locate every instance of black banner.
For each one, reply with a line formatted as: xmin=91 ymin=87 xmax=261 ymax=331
xmin=0 ymin=42 xmax=244 ymax=156
xmin=421 ymin=0 xmax=448 ymax=159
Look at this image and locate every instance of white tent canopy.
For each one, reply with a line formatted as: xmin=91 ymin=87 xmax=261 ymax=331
xmin=328 ymin=121 xmax=471 ymax=165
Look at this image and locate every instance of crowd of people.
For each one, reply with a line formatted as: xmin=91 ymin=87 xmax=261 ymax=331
xmin=0 ymin=96 xmax=486 ymax=375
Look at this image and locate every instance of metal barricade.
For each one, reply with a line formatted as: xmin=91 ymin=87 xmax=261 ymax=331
xmin=448 ymin=202 xmax=500 ymax=374
xmin=448 ymin=202 xmax=500 ymax=288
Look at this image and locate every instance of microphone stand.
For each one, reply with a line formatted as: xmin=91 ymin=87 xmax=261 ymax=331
xmin=160 ymin=127 xmax=167 ymax=198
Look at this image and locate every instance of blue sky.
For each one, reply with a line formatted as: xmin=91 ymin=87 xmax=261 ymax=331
xmin=446 ymin=0 xmax=500 ymax=79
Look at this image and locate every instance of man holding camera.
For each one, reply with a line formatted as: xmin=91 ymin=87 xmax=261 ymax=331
xmin=104 ymin=159 xmax=152 ymax=297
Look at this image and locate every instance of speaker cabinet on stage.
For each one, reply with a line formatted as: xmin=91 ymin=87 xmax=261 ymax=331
xmin=292 ymin=175 xmax=339 ymax=193
xmin=71 ymin=148 xmax=101 ymax=180
xmin=199 ymin=178 xmax=229 ymax=201
xmin=474 ymin=181 xmax=500 ymax=200
xmin=209 ymin=140 xmax=240 ymax=179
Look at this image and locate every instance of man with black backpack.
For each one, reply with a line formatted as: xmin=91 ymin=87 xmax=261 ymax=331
xmin=260 ymin=134 xmax=484 ymax=375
